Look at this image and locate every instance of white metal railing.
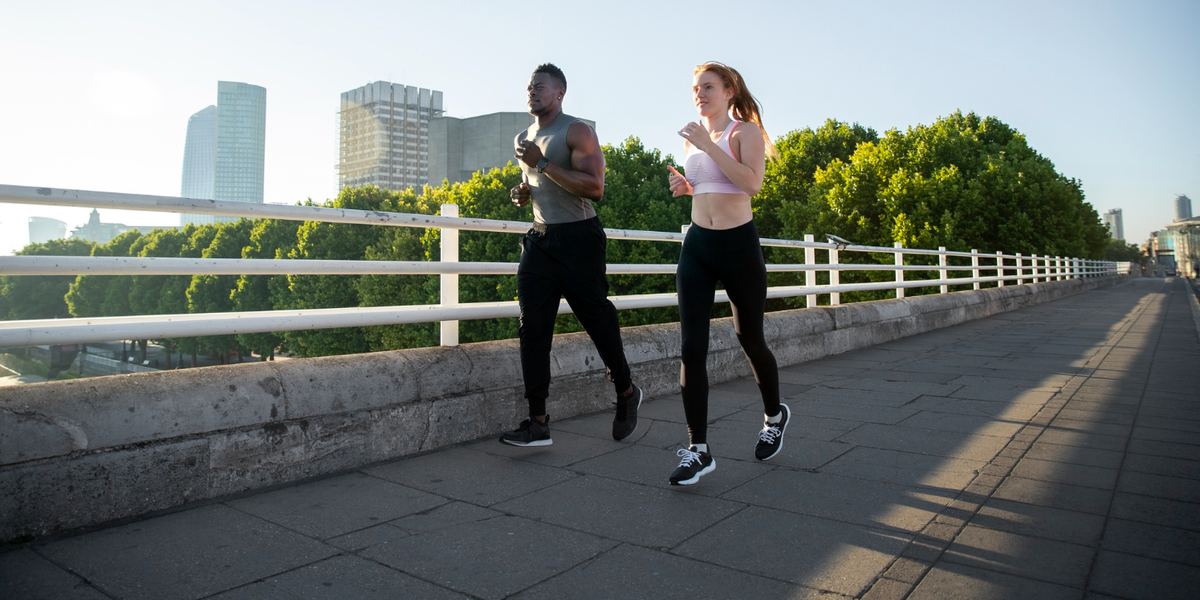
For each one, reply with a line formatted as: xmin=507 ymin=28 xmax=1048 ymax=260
xmin=0 ymin=184 xmax=1118 ymax=349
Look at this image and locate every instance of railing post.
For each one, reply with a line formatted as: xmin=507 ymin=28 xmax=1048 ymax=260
xmin=997 ymin=251 xmax=1005 ymax=287
xmin=894 ymin=242 xmax=905 ymax=299
xmin=439 ymin=203 xmax=459 ymax=347
xmin=1016 ymin=253 xmax=1024 ymax=285
xmin=972 ymin=249 xmax=980 ymax=290
xmin=829 ymin=246 xmax=840 ymax=306
xmin=1032 ymin=253 xmax=1039 ymax=283
xmin=804 ymin=234 xmax=817 ymax=308
xmin=939 ymin=246 xmax=948 ymax=294
xmin=1055 ymin=256 xmax=1062 ymax=281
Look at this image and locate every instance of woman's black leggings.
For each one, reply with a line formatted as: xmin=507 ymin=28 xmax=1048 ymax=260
xmin=676 ymin=220 xmax=780 ymax=445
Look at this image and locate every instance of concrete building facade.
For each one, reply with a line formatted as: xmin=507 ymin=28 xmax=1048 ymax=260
xmin=339 ymin=82 xmax=443 ymax=192
xmin=1102 ymin=208 xmax=1124 ymax=241
xmin=28 ymin=217 xmax=67 ymax=245
xmin=427 ymin=112 xmax=534 ymax=186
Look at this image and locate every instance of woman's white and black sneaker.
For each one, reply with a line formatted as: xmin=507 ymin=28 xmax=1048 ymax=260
xmin=754 ymin=403 xmax=790 ymax=460
xmin=500 ymin=417 xmax=552 ymax=447
xmin=669 ymin=446 xmax=715 ymax=485
xmin=612 ymin=384 xmax=643 ymax=441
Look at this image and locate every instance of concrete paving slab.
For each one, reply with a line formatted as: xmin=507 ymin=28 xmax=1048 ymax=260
xmin=1088 ymin=551 xmax=1200 ymax=600
xmin=361 ymin=515 xmax=616 ymax=600
xmin=493 ymin=474 xmax=744 ymax=547
xmin=225 ymin=472 xmax=447 ymax=540
xmin=907 ymin=561 xmax=1083 ymax=600
xmin=1101 ymin=518 xmax=1200 ymax=566
xmin=363 ymin=447 xmax=578 ymax=506
xmin=940 ymin=524 xmax=1094 ymax=588
xmin=821 ymin=446 xmax=987 ymax=490
xmin=1048 ymin=417 xmax=1133 ymax=439
xmin=795 ymin=385 xmax=924 ymax=408
xmin=465 ymin=428 xmax=624 ymax=467
xmin=972 ymin=497 xmax=1106 ymax=546
xmin=324 ymin=522 xmax=407 ymax=553
xmin=898 ymin=410 xmax=1026 ymax=439
xmin=1117 ymin=471 xmax=1200 ymax=502
xmin=906 ymin=395 xmax=1044 ymax=421
xmin=1135 ymin=414 xmax=1200 ymax=433
xmin=837 ymin=423 xmax=1009 ymax=462
xmin=512 ymin=543 xmax=821 ymax=600
xmin=569 ymin=443 xmax=773 ymax=498
xmin=0 ymin=548 xmax=108 ymax=600
xmin=991 ymin=477 xmax=1114 ymax=515
xmin=1108 ymin=492 xmax=1200 ymax=532
xmin=1035 ymin=428 xmax=1127 ymax=452
xmin=721 ymin=469 xmax=952 ymax=533
xmin=1009 ymin=457 xmax=1119 ymax=490
xmin=209 ymin=555 xmax=467 ymax=600
xmin=790 ymin=399 xmax=919 ymax=425
xmin=1120 ymin=453 xmax=1200 ymax=479
xmin=1023 ymin=442 xmax=1124 ymax=469
xmin=389 ymin=500 xmax=504 ymax=535
xmin=1126 ymin=437 xmax=1200 ymax=461
xmin=1131 ymin=425 xmax=1200 ymax=446
xmin=674 ymin=505 xmax=911 ymax=597
xmin=38 ymin=504 xmax=337 ymax=600
xmin=951 ymin=385 xmax=1060 ymax=404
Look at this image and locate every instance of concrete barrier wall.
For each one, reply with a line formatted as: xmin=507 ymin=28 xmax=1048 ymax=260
xmin=0 ymin=276 xmax=1123 ymax=542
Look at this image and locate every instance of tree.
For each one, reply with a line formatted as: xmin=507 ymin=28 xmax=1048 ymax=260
xmin=1103 ymin=239 xmax=1145 ymax=263
xmin=234 ymin=217 xmax=301 ymax=360
xmin=0 ymin=238 xmax=96 ymax=320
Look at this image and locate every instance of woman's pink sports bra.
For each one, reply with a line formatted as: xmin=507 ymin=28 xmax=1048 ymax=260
xmin=684 ymin=120 xmax=746 ymax=195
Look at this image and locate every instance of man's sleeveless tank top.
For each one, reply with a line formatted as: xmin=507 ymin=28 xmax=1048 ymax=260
xmin=684 ymin=121 xmax=745 ymax=195
xmin=515 ymin=113 xmax=597 ymax=225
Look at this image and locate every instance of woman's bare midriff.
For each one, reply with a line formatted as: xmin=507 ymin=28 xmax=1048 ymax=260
xmin=690 ymin=192 xmax=754 ymax=229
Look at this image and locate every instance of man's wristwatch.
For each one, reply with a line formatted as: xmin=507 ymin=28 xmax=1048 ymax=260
xmin=535 ymin=157 xmax=549 ymax=174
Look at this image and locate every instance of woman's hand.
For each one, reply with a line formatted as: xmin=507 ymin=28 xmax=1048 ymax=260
xmin=677 ymin=121 xmax=716 ymax=154
xmin=667 ymin=165 xmax=692 ymax=198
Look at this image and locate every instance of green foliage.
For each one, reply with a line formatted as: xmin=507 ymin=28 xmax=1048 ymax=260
xmin=11 ymin=114 xmax=1112 ymax=362
xmin=0 ymin=238 xmax=96 ymax=320
xmin=1103 ymin=239 xmax=1146 ymax=263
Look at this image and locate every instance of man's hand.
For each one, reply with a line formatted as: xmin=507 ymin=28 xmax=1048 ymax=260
xmin=515 ymin=139 xmax=544 ymax=168
xmin=510 ymin=176 xmax=531 ymax=207
xmin=667 ymin=165 xmax=693 ymax=198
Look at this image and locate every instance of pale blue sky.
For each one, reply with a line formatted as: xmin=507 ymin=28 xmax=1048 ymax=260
xmin=1 ymin=0 xmax=1196 ymax=255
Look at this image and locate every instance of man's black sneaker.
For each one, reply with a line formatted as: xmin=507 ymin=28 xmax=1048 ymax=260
xmin=669 ymin=446 xmax=715 ymax=485
xmin=612 ymin=384 xmax=644 ymax=441
xmin=500 ymin=417 xmax=552 ymax=447
xmin=754 ymin=403 xmax=790 ymax=460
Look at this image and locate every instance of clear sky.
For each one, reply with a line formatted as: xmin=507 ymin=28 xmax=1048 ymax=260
xmin=1 ymin=0 xmax=1196 ymax=256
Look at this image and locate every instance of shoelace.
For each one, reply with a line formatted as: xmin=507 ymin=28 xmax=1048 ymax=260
xmin=676 ymin=447 xmax=702 ymax=467
xmin=758 ymin=424 xmax=781 ymax=444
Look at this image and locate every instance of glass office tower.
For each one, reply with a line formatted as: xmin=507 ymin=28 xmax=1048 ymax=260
xmin=181 ymin=82 xmax=266 ymax=226
xmin=339 ymin=81 xmax=443 ymax=192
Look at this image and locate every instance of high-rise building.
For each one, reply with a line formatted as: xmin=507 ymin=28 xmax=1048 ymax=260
xmin=1176 ymin=194 xmax=1193 ymax=221
xmin=28 ymin=217 xmax=67 ymax=245
xmin=1102 ymin=208 xmax=1124 ymax=241
xmin=181 ymin=106 xmax=217 ymax=201
xmin=339 ymin=81 xmax=443 ymax=192
xmin=428 ymin=112 xmax=535 ymax=186
xmin=180 ymin=82 xmax=266 ymax=226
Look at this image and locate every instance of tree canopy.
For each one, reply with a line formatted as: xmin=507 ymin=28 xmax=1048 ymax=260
xmin=3 ymin=111 xmax=1113 ymax=361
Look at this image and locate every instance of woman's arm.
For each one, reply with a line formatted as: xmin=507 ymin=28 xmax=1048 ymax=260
xmin=678 ymin=121 xmax=766 ymax=196
xmin=711 ymin=121 xmax=766 ymax=196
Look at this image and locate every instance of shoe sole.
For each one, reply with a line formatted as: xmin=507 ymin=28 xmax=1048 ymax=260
xmin=500 ymin=438 xmax=553 ymax=447
xmin=670 ymin=460 xmax=715 ymax=486
xmin=612 ymin=387 xmax=644 ymax=441
xmin=756 ymin=403 xmax=790 ymax=461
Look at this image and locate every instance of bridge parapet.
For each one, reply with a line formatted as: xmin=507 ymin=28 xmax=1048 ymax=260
xmin=0 ymin=275 xmax=1124 ymax=543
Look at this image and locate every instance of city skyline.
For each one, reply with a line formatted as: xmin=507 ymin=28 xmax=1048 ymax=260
xmin=1 ymin=1 xmax=1196 ymax=256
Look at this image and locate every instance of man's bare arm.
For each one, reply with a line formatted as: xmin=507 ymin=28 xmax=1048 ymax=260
xmin=544 ymin=122 xmax=605 ymax=201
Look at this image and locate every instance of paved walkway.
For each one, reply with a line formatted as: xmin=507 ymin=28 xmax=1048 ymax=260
xmin=3 ymin=277 xmax=1198 ymax=600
